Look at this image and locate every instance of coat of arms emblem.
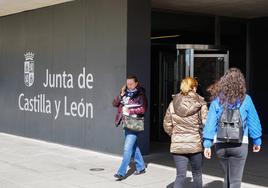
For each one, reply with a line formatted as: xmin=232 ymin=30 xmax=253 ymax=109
xmin=24 ymin=52 xmax=35 ymax=87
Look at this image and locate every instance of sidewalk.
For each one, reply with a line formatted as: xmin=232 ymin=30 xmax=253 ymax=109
xmin=0 ymin=133 xmax=266 ymax=188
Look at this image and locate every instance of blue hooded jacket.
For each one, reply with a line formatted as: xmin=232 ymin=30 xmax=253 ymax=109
xmin=203 ymin=94 xmax=262 ymax=148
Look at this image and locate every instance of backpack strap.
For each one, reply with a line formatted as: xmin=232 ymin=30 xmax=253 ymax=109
xmin=198 ymin=109 xmax=203 ymax=127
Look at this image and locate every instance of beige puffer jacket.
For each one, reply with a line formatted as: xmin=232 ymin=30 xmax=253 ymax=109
xmin=163 ymin=91 xmax=208 ymax=154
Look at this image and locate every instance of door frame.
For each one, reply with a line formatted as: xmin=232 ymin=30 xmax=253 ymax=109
xmin=176 ymin=44 xmax=229 ymax=77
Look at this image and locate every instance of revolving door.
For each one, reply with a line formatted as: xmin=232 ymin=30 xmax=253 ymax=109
xmin=151 ymin=44 xmax=229 ymax=142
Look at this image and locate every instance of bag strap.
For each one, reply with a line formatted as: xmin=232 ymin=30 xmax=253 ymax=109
xmin=198 ymin=109 xmax=203 ymax=127
xmin=169 ymin=101 xmax=175 ymax=125
xmin=193 ymin=94 xmax=204 ymax=126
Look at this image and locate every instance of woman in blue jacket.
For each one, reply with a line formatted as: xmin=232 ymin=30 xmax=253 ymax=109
xmin=203 ymin=68 xmax=262 ymax=188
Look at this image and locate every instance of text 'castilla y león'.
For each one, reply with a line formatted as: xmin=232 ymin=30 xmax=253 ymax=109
xmin=18 ymin=67 xmax=94 ymax=120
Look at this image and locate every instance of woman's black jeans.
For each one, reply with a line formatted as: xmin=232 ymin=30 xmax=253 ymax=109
xmin=173 ymin=152 xmax=203 ymax=188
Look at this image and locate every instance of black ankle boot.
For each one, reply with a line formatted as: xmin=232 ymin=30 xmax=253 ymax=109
xmin=114 ymin=173 xmax=126 ymax=180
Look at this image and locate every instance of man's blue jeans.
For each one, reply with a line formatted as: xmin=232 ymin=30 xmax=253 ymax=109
xmin=117 ymin=128 xmax=145 ymax=176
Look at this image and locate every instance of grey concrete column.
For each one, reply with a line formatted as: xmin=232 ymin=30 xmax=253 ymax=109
xmin=126 ymin=0 xmax=151 ymax=154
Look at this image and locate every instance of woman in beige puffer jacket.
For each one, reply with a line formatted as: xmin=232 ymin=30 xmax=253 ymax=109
xmin=163 ymin=77 xmax=208 ymax=188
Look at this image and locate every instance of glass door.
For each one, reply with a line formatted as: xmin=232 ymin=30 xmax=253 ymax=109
xmin=177 ymin=45 xmax=229 ymax=101
xmin=193 ymin=53 xmax=228 ymax=101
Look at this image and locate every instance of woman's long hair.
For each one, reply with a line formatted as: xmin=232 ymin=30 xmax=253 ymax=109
xmin=207 ymin=68 xmax=246 ymax=104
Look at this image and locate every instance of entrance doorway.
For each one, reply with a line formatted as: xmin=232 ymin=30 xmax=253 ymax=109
xmin=151 ymin=44 xmax=229 ymax=142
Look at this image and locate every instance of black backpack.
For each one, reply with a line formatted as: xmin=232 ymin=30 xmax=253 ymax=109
xmin=217 ymin=103 xmax=245 ymax=143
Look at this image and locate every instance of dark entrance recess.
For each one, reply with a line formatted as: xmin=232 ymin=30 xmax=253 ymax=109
xmin=151 ymin=45 xmax=178 ymax=142
xmin=150 ymin=10 xmax=249 ymax=143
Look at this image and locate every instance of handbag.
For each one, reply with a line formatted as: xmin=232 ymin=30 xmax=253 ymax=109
xmin=122 ymin=115 xmax=144 ymax=132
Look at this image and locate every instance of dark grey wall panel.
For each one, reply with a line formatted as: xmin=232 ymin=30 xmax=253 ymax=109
xmin=23 ymin=8 xmax=54 ymax=141
xmin=0 ymin=14 xmax=26 ymax=136
xmin=84 ymin=0 xmax=127 ymax=154
xmin=50 ymin=1 xmax=85 ymax=148
xmin=0 ymin=0 xmax=148 ymax=154
xmin=127 ymin=0 xmax=151 ymax=154
xmin=0 ymin=0 xmax=151 ymax=154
